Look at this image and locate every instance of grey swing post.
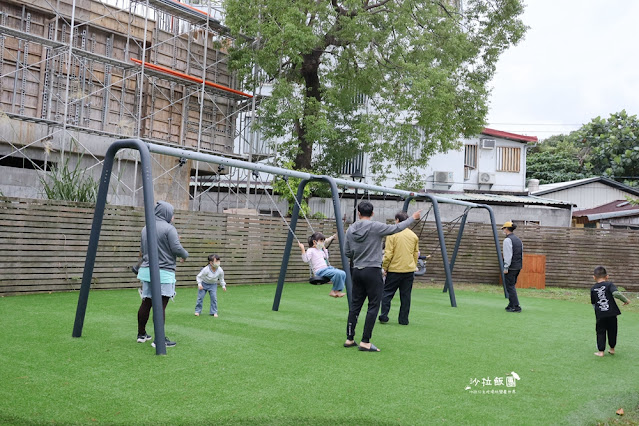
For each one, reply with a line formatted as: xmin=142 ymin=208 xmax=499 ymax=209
xmin=72 ymin=138 xmax=168 ymax=355
xmin=272 ymin=175 xmax=353 ymax=310
xmin=254 ymin=172 xmax=331 ymax=286
xmin=402 ymin=196 xmax=508 ymax=302
xmin=281 ymin=177 xmax=334 ymax=286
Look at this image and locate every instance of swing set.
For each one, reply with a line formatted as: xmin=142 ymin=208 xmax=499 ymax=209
xmin=72 ymin=139 xmax=507 ymax=355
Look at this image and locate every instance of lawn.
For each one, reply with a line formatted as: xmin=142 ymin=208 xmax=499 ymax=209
xmin=1 ymin=282 xmax=638 ymax=425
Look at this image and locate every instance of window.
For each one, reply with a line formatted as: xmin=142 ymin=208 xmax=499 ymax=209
xmin=339 ymin=152 xmax=365 ymax=176
xmin=464 ymin=144 xmax=477 ymax=181
xmin=464 ymin=144 xmax=477 ymax=168
xmin=496 ymin=147 xmax=521 ymax=172
xmin=0 ymin=155 xmax=55 ymax=171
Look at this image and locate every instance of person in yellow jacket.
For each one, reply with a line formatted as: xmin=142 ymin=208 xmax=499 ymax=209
xmin=379 ymin=211 xmax=420 ymax=325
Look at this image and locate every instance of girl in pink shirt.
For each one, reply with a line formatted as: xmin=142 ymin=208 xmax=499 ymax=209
xmin=299 ymin=232 xmax=347 ymax=298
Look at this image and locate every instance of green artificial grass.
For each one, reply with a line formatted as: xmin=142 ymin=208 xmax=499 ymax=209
xmin=1 ymin=283 xmax=639 ymax=425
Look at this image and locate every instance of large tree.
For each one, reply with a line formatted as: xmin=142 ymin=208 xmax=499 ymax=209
xmin=526 ymin=133 xmax=592 ymax=184
xmin=224 ymin=0 xmax=527 ymax=182
xmin=581 ymin=110 xmax=639 ymax=187
xmin=526 ymin=110 xmax=639 ymax=186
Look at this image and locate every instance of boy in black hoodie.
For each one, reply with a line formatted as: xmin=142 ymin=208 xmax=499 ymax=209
xmin=590 ymin=266 xmax=629 ymax=357
xmin=343 ymin=201 xmax=421 ymax=352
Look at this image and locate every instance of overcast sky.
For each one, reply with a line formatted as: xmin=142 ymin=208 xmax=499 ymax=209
xmin=485 ymin=0 xmax=639 ymax=141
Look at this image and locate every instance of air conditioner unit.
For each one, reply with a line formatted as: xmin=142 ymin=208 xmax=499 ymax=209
xmin=434 ymin=171 xmax=454 ymax=184
xmin=479 ymin=172 xmax=496 ymax=184
xmin=480 ymin=138 xmax=496 ymax=149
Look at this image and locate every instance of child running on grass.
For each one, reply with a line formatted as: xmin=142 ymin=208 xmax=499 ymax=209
xmin=299 ymin=232 xmax=347 ymax=298
xmin=195 ymin=254 xmax=227 ymax=317
xmin=590 ymin=265 xmax=629 ymax=357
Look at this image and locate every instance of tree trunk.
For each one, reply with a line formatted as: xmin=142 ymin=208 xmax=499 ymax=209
xmin=294 ymin=49 xmax=323 ymax=170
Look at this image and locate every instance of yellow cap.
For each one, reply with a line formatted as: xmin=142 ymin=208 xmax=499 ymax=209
xmin=501 ymin=221 xmax=514 ymax=229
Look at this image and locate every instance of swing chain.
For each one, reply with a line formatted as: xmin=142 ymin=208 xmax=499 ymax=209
xmin=283 ymin=176 xmax=315 ymax=234
xmin=255 ymin=173 xmax=302 ymax=245
xmin=425 ymin=207 xmax=472 ymax=257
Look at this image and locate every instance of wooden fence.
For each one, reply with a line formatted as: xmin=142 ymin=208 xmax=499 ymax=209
xmin=413 ymin=221 xmax=639 ymax=291
xmin=1 ymin=197 xmax=639 ymax=295
xmin=0 ymin=197 xmax=333 ymax=295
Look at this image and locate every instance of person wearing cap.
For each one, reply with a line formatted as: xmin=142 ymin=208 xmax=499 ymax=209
xmin=502 ymin=221 xmax=523 ymax=312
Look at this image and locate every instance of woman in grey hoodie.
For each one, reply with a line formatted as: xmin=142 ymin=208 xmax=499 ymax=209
xmin=344 ymin=201 xmax=421 ymax=352
xmin=136 ymin=201 xmax=189 ymax=347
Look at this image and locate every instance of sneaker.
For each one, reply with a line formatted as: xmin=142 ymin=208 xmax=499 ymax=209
xmin=194 ymin=312 xmax=200 ymax=316
xmin=151 ymin=337 xmax=176 ymax=348
xmin=505 ymin=305 xmax=513 ymax=311
xmin=137 ymin=333 xmax=152 ymax=343
xmin=378 ymin=315 xmax=389 ymax=324
xmin=506 ymin=306 xmax=522 ymax=313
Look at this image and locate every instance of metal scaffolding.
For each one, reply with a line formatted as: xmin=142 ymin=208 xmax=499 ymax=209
xmin=0 ymin=0 xmax=268 ymax=211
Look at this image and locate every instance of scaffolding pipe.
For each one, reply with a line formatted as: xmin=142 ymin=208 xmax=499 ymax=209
xmin=130 ymin=58 xmax=253 ymax=98
xmin=193 ymin=3 xmax=212 ymax=209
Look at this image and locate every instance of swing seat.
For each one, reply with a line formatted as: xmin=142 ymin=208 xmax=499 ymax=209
xmin=414 ymin=258 xmax=427 ymax=276
xmin=309 ymin=275 xmax=331 ymax=285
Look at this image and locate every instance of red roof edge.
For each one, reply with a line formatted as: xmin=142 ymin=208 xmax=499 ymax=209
xmin=481 ymin=128 xmax=538 ymax=143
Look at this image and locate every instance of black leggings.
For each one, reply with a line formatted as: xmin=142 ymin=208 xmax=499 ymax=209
xmin=138 ymin=296 xmax=170 ymax=335
xmin=595 ymin=316 xmax=618 ymax=351
xmin=347 ymin=267 xmax=384 ymax=343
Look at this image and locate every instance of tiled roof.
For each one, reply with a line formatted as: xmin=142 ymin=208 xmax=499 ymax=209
xmin=481 ymin=128 xmax=538 ymax=143
xmin=573 ymin=200 xmax=639 ymax=217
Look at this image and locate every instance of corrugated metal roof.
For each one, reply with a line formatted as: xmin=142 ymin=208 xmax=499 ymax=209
xmin=433 ymin=192 xmax=574 ymax=207
xmin=533 ymin=177 xmax=639 ymax=197
xmin=585 ymin=210 xmax=639 ymax=221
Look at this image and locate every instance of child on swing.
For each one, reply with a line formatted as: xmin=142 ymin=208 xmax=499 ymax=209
xmin=299 ymin=232 xmax=347 ymax=298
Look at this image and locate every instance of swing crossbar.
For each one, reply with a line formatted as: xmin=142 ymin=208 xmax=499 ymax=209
xmin=146 ymin=143 xmax=479 ymax=209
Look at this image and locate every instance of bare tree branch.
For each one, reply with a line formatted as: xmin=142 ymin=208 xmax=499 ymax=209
xmin=331 ymin=0 xmax=349 ymax=15
xmin=370 ymin=8 xmax=390 ymax=15
xmin=363 ymin=0 xmax=391 ymax=11
xmin=307 ymin=12 xmax=317 ymax=26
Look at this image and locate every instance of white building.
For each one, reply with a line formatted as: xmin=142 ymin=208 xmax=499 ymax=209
xmin=380 ymin=128 xmax=536 ymax=192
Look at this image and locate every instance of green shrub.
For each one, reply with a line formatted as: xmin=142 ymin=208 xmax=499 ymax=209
xmin=40 ymin=151 xmax=98 ymax=203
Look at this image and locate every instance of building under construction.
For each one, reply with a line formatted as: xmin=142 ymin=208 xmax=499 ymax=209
xmin=0 ymin=0 xmax=267 ymax=211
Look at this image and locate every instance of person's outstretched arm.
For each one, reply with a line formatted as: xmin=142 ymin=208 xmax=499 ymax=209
xmin=374 ymin=210 xmax=423 ymax=237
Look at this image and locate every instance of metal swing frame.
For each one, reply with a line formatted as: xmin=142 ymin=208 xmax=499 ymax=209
xmin=72 ymin=139 xmax=507 ymax=355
